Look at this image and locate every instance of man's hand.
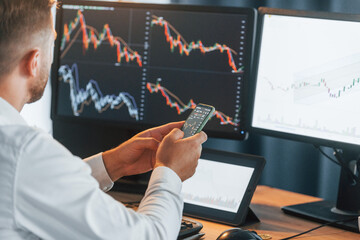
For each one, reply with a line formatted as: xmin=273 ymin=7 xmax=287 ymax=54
xmin=155 ymin=129 xmax=208 ymax=182
xmin=102 ymin=122 xmax=184 ymax=181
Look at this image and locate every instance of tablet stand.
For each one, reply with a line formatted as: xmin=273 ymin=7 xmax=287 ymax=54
xmin=240 ymin=207 xmax=260 ymax=226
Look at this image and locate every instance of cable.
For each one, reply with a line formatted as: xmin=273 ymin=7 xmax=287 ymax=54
xmin=333 ymin=148 xmax=359 ymax=185
xmin=279 ymin=217 xmax=358 ymax=240
xmin=314 ymin=145 xmax=358 ymax=184
xmin=313 ymin=145 xmax=340 ymax=166
xmin=356 ymin=154 xmax=360 ymax=177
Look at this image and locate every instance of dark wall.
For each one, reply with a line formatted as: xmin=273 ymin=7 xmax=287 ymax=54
xmin=54 ymin=0 xmax=360 ymax=201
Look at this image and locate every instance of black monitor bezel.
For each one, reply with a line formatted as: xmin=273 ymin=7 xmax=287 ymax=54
xmin=51 ymin=0 xmax=257 ymax=140
xmin=250 ymin=7 xmax=360 ymax=150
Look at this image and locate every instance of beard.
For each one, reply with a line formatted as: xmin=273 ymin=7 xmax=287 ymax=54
xmin=28 ymin=62 xmax=49 ymax=103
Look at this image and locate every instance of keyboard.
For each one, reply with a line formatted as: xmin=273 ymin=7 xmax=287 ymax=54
xmin=178 ymin=216 xmax=203 ymax=239
xmin=124 ymin=202 xmax=203 ymax=239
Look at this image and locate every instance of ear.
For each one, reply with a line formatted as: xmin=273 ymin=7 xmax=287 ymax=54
xmin=23 ymin=48 xmax=41 ymax=78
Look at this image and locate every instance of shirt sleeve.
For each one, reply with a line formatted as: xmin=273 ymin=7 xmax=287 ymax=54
xmin=83 ymin=153 xmax=114 ymax=192
xmin=138 ymin=166 xmax=183 ymax=238
xmin=14 ymin=130 xmax=183 ymax=240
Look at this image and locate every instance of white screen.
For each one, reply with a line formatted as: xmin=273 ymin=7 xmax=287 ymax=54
xmin=252 ymin=14 xmax=360 ymax=145
xmin=181 ymin=158 xmax=254 ymax=213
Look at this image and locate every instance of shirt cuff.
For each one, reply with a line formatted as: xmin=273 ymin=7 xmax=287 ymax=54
xmin=84 ymin=153 xmax=114 ymax=192
xmin=148 ymin=166 xmax=182 ymax=194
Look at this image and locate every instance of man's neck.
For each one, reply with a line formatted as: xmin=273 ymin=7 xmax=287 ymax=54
xmin=0 ymin=71 xmax=28 ymax=112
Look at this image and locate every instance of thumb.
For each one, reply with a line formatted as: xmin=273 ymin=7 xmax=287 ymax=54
xmin=194 ymin=131 xmax=208 ymax=144
xmin=166 ymin=128 xmax=184 ymax=142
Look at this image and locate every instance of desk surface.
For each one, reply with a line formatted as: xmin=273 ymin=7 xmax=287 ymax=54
xmin=108 ymin=185 xmax=359 ymax=240
xmin=192 ymin=185 xmax=358 ymax=240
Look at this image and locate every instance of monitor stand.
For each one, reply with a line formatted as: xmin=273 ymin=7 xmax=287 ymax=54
xmin=282 ymin=155 xmax=360 ymax=233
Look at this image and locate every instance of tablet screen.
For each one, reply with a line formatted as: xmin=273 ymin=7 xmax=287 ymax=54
xmin=182 ymin=158 xmax=254 ymax=213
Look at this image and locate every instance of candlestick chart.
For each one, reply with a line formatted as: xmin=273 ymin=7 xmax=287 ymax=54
xmin=260 ymin=55 xmax=360 ymax=106
xmin=58 ymin=63 xmax=139 ymax=119
xmin=55 ymin=5 xmax=251 ymax=138
xmin=265 ymin=76 xmax=360 ymax=103
xmin=150 ymin=15 xmax=244 ymax=74
xmin=146 ymin=80 xmax=239 ymax=126
xmin=60 ymin=10 xmax=142 ymax=67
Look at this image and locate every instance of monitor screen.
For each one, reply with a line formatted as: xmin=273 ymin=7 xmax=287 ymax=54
xmin=52 ymin=0 xmax=256 ymax=139
xmin=251 ymin=8 xmax=360 ymax=148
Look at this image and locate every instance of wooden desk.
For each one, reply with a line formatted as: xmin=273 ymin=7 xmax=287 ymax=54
xmin=108 ymin=185 xmax=359 ymax=240
xmin=193 ymin=185 xmax=359 ymax=240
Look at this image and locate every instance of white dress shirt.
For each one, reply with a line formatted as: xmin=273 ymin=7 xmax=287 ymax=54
xmin=0 ymin=97 xmax=183 ymax=239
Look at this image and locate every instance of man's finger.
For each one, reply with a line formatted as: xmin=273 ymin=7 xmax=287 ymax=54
xmin=187 ymin=131 xmax=208 ymax=144
xmin=156 ymin=121 xmax=184 ymax=135
xmin=145 ymin=121 xmax=185 ymax=140
xmin=135 ymin=137 xmax=160 ymax=150
xmin=166 ymin=128 xmax=184 ymax=142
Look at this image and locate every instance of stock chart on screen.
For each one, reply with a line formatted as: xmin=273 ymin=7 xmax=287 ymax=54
xmin=54 ymin=2 xmax=254 ymax=138
xmin=252 ymin=14 xmax=360 ymax=145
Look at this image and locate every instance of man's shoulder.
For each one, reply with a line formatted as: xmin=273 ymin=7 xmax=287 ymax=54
xmin=0 ymin=124 xmax=72 ymax=159
xmin=0 ymin=125 xmax=39 ymax=150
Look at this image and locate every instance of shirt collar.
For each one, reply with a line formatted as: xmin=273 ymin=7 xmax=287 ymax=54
xmin=0 ymin=97 xmax=28 ymax=126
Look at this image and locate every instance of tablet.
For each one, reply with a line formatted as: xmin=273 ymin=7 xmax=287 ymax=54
xmin=181 ymin=148 xmax=265 ymax=226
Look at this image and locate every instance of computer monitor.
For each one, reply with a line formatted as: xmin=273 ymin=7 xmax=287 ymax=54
xmin=51 ymin=0 xmax=257 ymax=140
xmin=251 ymin=7 xmax=360 ymax=232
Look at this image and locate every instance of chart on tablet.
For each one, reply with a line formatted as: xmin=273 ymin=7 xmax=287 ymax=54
xmin=182 ymin=159 xmax=254 ymax=213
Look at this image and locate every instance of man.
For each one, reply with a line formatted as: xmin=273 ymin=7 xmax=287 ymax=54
xmin=0 ymin=0 xmax=207 ymax=239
